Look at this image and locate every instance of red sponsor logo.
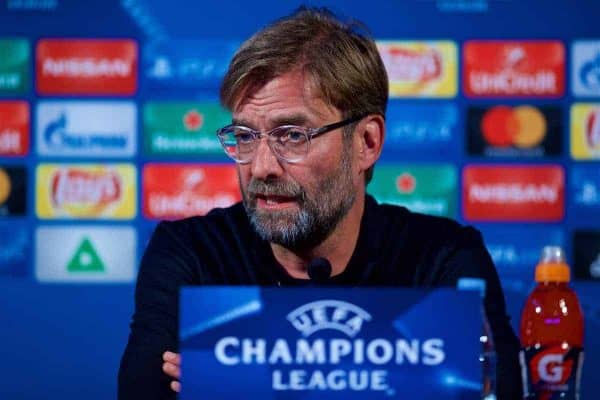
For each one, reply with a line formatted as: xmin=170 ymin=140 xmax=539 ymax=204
xmin=463 ymin=41 xmax=564 ymax=97
xmin=396 ymin=173 xmax=416 ymax=193
xmin=36 ymin=39 xmax=137 ymax=95
xmin=463 ymin=165 xmax=564 ymax=221
xmin=381 ymin=47 xmax=442 ymax=83
xmin=142 ymin=164 xmax=241 ymax=219
xmin=184 ymin=110 xmax=204 ymax=131
xmin=585 ymin=108 xmax=600 ymax=150
xmin=51 ymin=168 xmax=122 ymax=208
xmin=0 ymin=101 xmax=29 ymax=156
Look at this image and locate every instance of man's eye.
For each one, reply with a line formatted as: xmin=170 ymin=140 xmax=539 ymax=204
xmin=235 ymin=132 xmax=255 ymax=144
xmin=284 ymin=129 xmax=306 ymax=143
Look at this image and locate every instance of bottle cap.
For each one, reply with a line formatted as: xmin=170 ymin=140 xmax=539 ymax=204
xmin=535 ymin=246 xmax=570 ymax=283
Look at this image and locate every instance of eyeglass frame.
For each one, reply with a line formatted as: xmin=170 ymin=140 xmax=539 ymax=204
xmin=216 ymin=113 xmax=366 ymax=164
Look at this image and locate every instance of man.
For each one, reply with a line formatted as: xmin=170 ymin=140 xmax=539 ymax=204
xmin=119 ymin=7 xmax=521 ymax=399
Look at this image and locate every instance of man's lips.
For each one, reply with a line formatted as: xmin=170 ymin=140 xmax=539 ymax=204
xmin=252 ymin=193 xmax=298 ymax=209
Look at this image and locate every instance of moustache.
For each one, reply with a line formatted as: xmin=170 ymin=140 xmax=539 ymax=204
xmin=247 ymin=178 xmax=305 ymax=199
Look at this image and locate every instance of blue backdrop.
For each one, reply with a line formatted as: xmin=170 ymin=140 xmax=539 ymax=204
xmin=0 ymin=0 xmax=599 ymax=398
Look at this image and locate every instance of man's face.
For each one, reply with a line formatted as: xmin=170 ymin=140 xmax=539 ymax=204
xmin=233 ymin=71 xmax=359 ymax=250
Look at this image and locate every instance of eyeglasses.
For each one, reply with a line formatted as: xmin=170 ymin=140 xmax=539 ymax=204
xmin=216 ymin=114 xmax=365 ymax=164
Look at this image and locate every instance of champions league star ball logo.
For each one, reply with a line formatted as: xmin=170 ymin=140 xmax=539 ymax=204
xmin=213 ymin=299 xmax=446 ymax=394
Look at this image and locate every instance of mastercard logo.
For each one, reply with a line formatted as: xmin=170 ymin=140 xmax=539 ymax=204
xmin=481 ymin=106 xmax=547 ymax=148
xmin=0 ymin=168 xmax=10 ymax=204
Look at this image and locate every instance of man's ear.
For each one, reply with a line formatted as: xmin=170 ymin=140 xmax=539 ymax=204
xmin=355 ymin=114 xmax=385 ymax=174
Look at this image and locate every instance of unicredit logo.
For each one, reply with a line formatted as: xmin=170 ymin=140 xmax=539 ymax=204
xmin=464 ymin=41 xmax=564 ymax=97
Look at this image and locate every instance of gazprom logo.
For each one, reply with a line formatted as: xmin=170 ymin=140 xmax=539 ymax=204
xmin=36 ymin=101 xmax=136 ymax=157
xmin=287 ymin=300 xmax=372 ymax=337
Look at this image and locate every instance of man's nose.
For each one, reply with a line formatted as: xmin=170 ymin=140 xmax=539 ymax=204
xmin=250 ymin=138 xmax=284 ymax=180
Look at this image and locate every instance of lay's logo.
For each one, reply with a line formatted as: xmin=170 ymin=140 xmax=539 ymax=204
xmin=381 ymin=47 xmax=442 ymax=83
xmin=51 ymin=169 xmax=121 ymax=209
xmin=377 ymin=41 xmax=457 ymax=98
xmin=36 ymin=164 xmax=136 ymax=219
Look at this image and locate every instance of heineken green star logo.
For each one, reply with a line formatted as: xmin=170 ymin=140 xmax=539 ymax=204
xmin=67 ymin=237 xmax=105 ymax=272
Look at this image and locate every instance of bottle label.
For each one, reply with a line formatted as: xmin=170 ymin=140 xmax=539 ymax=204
xmin=520 ymin=345 xmax=584 ymax=399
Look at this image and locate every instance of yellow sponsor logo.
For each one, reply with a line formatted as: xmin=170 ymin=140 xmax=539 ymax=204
xmin=571 ymin=103 xmax=600 ymax=160
xmin=36 ymin=164 xmax=136 ymax=219
xmin=377 ymin=41 xmax=457 ymax=98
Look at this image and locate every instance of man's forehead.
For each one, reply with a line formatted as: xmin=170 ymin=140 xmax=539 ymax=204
xmin=232 ymin=71 xmax=335 ymax=123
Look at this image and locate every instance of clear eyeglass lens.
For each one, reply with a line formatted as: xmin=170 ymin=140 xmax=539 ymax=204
xmin=270 ymin=127 xmax=309 ymax=160
xmin=220 ymin=126 xmax=311 ymax=162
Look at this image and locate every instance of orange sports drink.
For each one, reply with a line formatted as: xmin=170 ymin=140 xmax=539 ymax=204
xmin=520 ymin=246 xmax=584 ymax=399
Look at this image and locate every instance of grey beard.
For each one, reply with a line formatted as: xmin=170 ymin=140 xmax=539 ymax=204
xmin=246 ymin=190 xmax=354 ymax=251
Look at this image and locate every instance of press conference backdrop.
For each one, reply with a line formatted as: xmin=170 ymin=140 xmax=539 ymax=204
xmin=0 ymin=0 xmax=599 ymax=398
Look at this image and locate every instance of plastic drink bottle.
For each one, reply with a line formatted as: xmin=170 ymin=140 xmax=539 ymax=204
xmin=520 ymin=246 xmax=584 ymax=399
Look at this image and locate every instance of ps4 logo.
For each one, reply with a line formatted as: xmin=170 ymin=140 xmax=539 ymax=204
xmin=575 ymin=181 xmax=600 ymax=206
xmin=287 ymin=300 xmax=372 ymax=338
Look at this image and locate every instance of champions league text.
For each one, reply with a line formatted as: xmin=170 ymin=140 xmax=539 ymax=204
xmin=214 ymin=337 xmax=446 ymax=391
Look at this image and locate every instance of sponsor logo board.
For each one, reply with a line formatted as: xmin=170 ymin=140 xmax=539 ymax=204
xmin=143 ymin=102 xmax=230 ymax=156
xmin=144 ymin=39 xmax=240 ymax=88
xmin=377 ymin=41 xmax=457 ymax=98
xmin=142 ymin=164 xmax=240 ymax=219
xmin=0 ymin=38 xmax=29 ymax=94
xmin=369 ymin=165 xmax=457 ymax=217
xmin=467 ymin=105 xmax=561 ymax=157
xmin=0 ymin=222 xmax=28 ymax=276
xmin=570 ymin=165 xmax=600 ymax=217
xmin=463 ymin=165 xmax=564 ymax=221
xmin=36 ymin=163 xmax=136 ymax=219
xmin=480 ymin=226 xmax=564 ymax=290
xmin=180 ymin=288 xmax=481 ymax=399
xmin=384 ymin=103 xmax=458 ymax=155
xmin=36 ymin=39 xmax=137 ymax=95
xmin=35 ymin=226 xmax=136 ymax=282
xmin=0 ymin=165 xmax=26 ymax=216
xmin=0 ymin=100 xmax=29 ymax=156
xmin=572 ymin=41 xmax=600 ymax=97
xmin=36 ymin=101 xmax=136 ymax=157
xmin=463 ymin=41 xmax=565 ymax=97
xmin=571 ymin=103 xmax=600 ymax=159
xmin=573 ymin=231 xmax=600 ymax=281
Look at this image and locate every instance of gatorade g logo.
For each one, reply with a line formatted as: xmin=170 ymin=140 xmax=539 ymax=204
xmin=531 ymin=346 xmax=574 ymax=385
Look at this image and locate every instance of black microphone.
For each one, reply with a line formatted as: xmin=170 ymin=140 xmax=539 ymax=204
xmin=307 ymin=257 xmax=332 ymax=283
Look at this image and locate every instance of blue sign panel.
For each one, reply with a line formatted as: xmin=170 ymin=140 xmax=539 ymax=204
xmin=570 ymin=165 xmax=600 ymax=221
xmin=382 ymin=102 xmax=458 ymax=159
xmin=180 ymin=287 xmax=481 ymax=399
xmin=479 ymin=226 xmax=565 ymax=292
xmin=143 ymin=39 xmax=240 ymax=89
xmin=0 ymin=222 xmax=28 ymax=276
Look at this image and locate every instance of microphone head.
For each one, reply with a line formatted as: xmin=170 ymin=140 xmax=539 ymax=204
xmin=307 ymin=257 xmax=332 ymax=283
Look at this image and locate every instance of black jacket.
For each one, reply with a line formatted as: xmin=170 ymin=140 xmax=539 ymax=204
xmin=118 ymin=195 xmax=522 ymax=399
